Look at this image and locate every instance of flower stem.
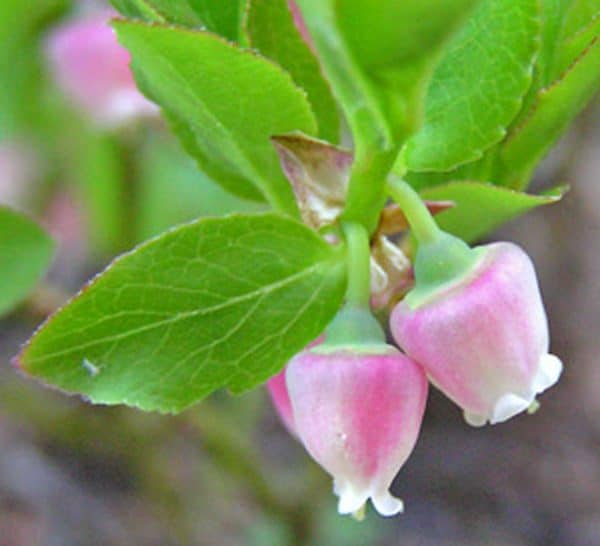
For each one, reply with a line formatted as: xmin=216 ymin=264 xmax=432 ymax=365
xmin=321 ymin=221 xmax=386 ymax=348
xmin=386 ymin=174 xmax=441 ymax=243
xmin=341 ymin=221 xmax=371 ymax=308
xmin=342 ymin=147 xmax=398 ymax=235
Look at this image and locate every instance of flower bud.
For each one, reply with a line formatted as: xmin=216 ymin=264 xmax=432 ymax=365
xmin=286 ymin=346 xmax=427 ymax=516
xmin=46 ymin=10 xmax=158 ymax=127
xmin=390 ymin=242 xmax=562 ymax=426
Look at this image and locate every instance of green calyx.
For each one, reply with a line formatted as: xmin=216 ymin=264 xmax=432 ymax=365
xmin=406 ymin=232 xmax=484 ymax=308
xmin=387 ymin=175 xmax=480 ymax=308
xmin=321 ymin=305 xmax=387 ymax=350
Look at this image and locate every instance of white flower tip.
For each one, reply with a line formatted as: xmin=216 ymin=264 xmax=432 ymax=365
xmin=465 ymin=354 xmax=564 ymax=427
xmin=371 ymin=491 xmax=404 ymax=517
xmin=463 ymin=411 xmax=487 ymax=427
xmin=532 ymin=353 xmax=563 ymax=393
xmin=491 ymin=392 xmax=532 ymax=424
xmin=466 ymin=394 xmax=542 ymax=426
xmin=335 ymin=482 xmax=404 ymax=517
xmin=336 ymin=484 xmax=369 ymax=516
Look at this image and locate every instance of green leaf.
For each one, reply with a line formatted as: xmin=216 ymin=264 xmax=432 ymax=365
xmin=492 ymin=1 xmax=599 ymax=187
xmin=293 ymin=0 xmax=394 ymax=150
xmin=0 ymin=0 xmax=68 ymax=136
xmin=114 ymin=20 xmax=317 ymax=214
xmin=111 ymin=0 xmax=243 ymax=40
xmin=184 ymin=0 xmax=245 ymax=39
xmin=309 ymin=0 xmax=478 ymax=232
xmin=560 ymin=0 xmax=600 ymax=40
xmin=0 ymin=207 xmax=55 ymax=315
xmin=110 ymin=0 xmax=166 ymax=22
xmin=335 ymin=0 xmax=478 ymax=70
xmin=405 ymin=0 xmax=540 ymax=172
xmin=244 ymin=0 xmax=340 ymax=142
xmin=289 ymin=4 xmax=414 ymax=233
xmin=553 ymin=12 xmax=600 ymax=78
xmin=420 ymin=182 xmax=565 ymax=242
xmin=534 ymin=0 xmax=575 ymax=87
xmin=508 ymin=0 xmax=592 ymax=134
xmin=295 ymin=0 xmax=478 ymax=149
xmin=18 ymin=213 xmax=346 ymax=413
xmin=500 ymin=37 xmax=600 ymax=185
xmin=404 ymin=158 xmax=488 ymax=191
xmin=404 ymin=2 xmax=599 ymax=191
xmin=164 ymin=111 xmax=263 ymax=202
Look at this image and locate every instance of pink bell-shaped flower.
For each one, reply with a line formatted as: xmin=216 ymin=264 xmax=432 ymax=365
xmin=286 ymin=345 xmax=428 ymax=516
xmin=390 ymin=241 xmax=563 ymax=426
xmin=46 ymin=10 xmax=158 ymax=127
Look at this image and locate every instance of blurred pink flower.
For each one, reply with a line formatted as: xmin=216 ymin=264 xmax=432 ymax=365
xmin=391 ymin=242 xmax=562 ymax=426
xmin=46 ymin=10 xmax=158 ymax=127
xmin=43 ymin=190 xmax=89 ymax=284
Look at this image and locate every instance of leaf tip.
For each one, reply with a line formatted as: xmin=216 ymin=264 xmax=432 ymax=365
xmin=545 ymin=184 xmax=569 ymax=201
xmin=10 ymin=352 xmax=26 ymax=373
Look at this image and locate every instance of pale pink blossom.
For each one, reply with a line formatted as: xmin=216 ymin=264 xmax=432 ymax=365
xmin=391 ymin=242 xmax=562 ymax=426
xmin=286 ymin=346 xmax=428 ymax=516
xmin=46 ymin=10 xmax=158 ymax=127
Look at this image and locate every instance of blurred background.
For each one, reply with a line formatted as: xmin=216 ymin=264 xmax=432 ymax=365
xmin=0 ymin=1 xmax=598 ymax=545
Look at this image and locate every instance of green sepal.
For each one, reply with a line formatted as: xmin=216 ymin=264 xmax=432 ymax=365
xmin=322 ymin=306 xmax=387 ymax=349
xmin=406 ymin=232 xmax=482 ymax=309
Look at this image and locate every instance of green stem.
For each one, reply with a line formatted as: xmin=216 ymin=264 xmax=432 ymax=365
xmin=320 ymin=221 xmax=386 ymax=348
xmin=341 ymin=221 xmax=371 ymax=307
xmin=386 ymin=174 xmax=441 ymax=243
xmin=342 ymin=147 xmax=398 ymax=234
